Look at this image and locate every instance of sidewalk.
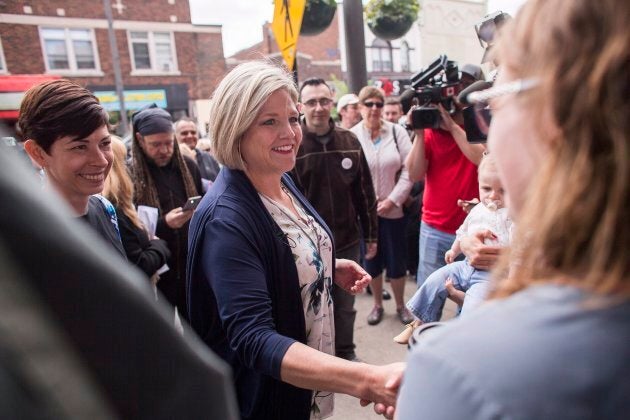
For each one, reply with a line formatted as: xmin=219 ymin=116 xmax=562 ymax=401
xmin=329 ymin=275 xmax=457 ymax=419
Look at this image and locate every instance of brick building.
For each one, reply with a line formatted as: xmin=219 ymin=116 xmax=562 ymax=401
xmin=226 ymin=1 xmax=485 ymax=99
xmin=0 ymin=0 xmax=226 ymax=135
xmin=227 ymin=13 xmax=343 ymax=85
xmin=226 ymin=4 xmax=420 ymax=98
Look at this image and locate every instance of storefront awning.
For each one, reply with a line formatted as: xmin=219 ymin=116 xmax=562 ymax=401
xmin=0 ymin=74 xmax=61 ymax=119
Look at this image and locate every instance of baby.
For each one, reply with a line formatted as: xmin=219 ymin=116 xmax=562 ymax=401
xmin=395 ymin=154 xmax=512 ymax=344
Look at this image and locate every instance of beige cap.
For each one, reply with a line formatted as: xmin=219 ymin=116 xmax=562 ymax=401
xmin=337 ymin=93 xmax=359 ymax=113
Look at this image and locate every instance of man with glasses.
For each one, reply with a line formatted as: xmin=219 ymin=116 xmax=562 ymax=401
xmin=405 ymin=66 xmax=486 ymax=290
xmin=130 ymin=104 xmax=202 ymax=319
xmin=291 ymin=78 xmax=378 ymax=362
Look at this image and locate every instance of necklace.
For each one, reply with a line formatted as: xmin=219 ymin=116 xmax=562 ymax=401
xmin=260 ymin=186 xmax=322 ymax=258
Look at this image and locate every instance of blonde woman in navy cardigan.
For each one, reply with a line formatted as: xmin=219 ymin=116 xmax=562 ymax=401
xmin=187 ymin=61 xmax=404 ymax=420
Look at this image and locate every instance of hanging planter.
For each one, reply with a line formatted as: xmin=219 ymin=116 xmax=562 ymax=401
xmin=365 ymin=0 xmax=420 ymax=41
xmin=301 ymin=0 xmax=337 ymax=36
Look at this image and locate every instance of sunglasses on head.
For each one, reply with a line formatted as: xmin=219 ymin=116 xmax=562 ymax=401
xmin=467 ymin=78 xmax=539 ymax=136
xmin=363 ymin=101 xmax=384 ymax=109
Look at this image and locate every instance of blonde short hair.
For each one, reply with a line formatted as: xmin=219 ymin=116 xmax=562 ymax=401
xmin=477 ymin=153 xmax=497 ymax=178
xmin=209 ymin=61 xmax=298 ymax=170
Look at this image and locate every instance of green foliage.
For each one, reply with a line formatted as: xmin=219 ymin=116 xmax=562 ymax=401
xmin=365 ymin=0 xmax=420 ymax=24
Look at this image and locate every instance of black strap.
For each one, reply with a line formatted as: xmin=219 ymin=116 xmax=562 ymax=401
xmin=392 ymin=126 xmax=399 ymax=153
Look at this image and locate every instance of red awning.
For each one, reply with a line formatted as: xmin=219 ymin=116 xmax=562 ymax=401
xmin=0 ymin=74 xmax=61 ymax=92
xmin=0 ymin=74 xmax=61 ymax=120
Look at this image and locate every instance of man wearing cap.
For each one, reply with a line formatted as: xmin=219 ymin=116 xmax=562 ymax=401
xmin=337 ymin=93 xmax=362 ymax=130
xmin=291 ymin=78 xmax=378 ymax=362
xmin=405 ymin=65 xmax=486 ymax=289
xmin=130 ymin=104 xmax=202 ymax=318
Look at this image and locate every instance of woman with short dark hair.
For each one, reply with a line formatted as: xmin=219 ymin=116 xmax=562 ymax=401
xmin=20 ymin=79 xmax=125 ymax=257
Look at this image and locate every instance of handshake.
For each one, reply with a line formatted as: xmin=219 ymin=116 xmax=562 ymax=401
xmin=357 ymin=363 xmax=406 ymax=419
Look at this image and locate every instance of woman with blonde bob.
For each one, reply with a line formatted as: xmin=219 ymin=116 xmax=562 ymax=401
xmin=391 ymin=0 xmax=630 ymax=418
xmin=186 ymin=61 xmax=403 ymax=420
xmin=103 ymin=137 xmax=170 ymax=280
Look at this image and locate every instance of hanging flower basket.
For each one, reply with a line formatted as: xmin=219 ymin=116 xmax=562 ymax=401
xmin=365 ymin=0 xmax=419 ymax=41
xmin=301 ymin=0 xmax=337 ymax=36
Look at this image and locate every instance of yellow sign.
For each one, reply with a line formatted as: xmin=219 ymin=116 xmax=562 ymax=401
xmin=271 ymin=0 xmax=306 ymax=71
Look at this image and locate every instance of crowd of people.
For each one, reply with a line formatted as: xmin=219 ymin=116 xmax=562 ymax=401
xmin=4 ymin=0 xmax=629 ymax=418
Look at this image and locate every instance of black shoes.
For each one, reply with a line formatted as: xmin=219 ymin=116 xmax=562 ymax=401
xmin=366 ymin=286 xmax=391 ymax=300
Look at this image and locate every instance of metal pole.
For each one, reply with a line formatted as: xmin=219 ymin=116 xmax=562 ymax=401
xmin=343 ymin=0 xmax=368 ymax=93
xmin=102 ymin=0 xmax=129 ymax=135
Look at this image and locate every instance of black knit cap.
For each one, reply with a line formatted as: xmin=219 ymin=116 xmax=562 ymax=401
xmin=131 ymin=103 xmax=173 ymax=136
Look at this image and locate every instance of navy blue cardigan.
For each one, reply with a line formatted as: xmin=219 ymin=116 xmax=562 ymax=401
xmin=187 ymin=168 xmax=335 ymax=420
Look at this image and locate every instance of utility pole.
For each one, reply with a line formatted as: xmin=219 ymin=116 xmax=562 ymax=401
xmin=103 ymin=0 xmax=129 ymax=134
xmin=343 ymin=0 xmax=368 ymax=94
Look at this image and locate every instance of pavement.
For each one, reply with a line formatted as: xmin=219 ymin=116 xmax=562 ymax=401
xmin=329 ymin=275 xmax=458 ymax=419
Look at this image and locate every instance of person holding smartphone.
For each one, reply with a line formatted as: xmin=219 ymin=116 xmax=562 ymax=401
xmin=129 ymin=104 xmax=202 ymax=319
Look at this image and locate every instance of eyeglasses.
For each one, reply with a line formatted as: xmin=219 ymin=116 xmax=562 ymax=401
xmin=303 ymin=98 xmax=333 ymax=108
xmin=363 ymin=101 xmax=384 ymax=109
xmin=467 ymin=78 xmax=539 ymax=135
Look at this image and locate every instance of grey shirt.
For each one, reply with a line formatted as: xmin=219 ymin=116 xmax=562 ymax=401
xmin=397 ymin=284 xmax=630 ymax=420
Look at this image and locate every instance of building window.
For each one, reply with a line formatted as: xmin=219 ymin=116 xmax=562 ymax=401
xmin=400 ymin=41 xmax=410 ymax=72
xmin=371 ymin=38 xmax=392 ymax=72
xmin=40 ymin=28 xmax=99 ymax=73
xmin=0 ymin=38 xmax=6 ymax=73
xmin=129 ymin=31 xmax=178 ymax=73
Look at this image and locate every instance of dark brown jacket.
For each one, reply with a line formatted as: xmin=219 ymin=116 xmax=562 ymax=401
xmin=291 ymin=119 xmax=377 ymax=253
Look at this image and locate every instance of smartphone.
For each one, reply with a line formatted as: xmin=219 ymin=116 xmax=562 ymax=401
xmin=182 ymin=196 xmax=202 ymax=211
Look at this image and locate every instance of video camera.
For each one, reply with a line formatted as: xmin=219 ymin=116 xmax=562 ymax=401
xmin=400 ymin=55 xmax=462 ymax=129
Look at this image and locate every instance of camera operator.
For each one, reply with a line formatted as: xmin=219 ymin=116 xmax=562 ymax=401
xmin=405 ymin=65 xmax=487 ymax=287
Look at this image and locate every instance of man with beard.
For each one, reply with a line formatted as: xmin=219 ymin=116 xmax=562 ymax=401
xmin=130 ymin=104 xmax=202 ymax=318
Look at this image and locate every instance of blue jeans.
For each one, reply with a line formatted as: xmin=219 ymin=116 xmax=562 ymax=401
xmin=417 ymin=222 xmax=456 ymax=287
xmin=407 ymin=261 xmax=490 ymax=322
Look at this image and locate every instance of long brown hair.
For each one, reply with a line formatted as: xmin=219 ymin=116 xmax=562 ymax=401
xmin=491 ymin=0 xmax=630 ymax=299
xmin=103 ymin=137 xmax=143 ymax=230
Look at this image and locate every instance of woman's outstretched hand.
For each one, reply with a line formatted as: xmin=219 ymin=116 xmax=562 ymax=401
xmin=359 ymin=362 xmax=405 ymax=419
xmin=335 ymin=259 xmax=371 ymax=294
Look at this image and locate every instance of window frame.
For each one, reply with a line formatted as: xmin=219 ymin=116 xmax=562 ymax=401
xmin=400 ymin=41 xmax=410 ymax=72
xmin=127 ymin=30 xmax=180 ymax=76
xmin=38 ymin=27 xmax=102 ymax=76
xmin=370 ymin=38 xmax=393 ymax=73
xmin=0 ymin=37 xmax=6 ymax=74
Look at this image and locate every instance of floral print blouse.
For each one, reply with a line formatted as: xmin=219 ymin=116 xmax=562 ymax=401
xmin=260 ymin=187 xmax=335 ymax=419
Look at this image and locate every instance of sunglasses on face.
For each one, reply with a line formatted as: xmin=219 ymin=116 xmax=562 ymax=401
xmin=363 ymin=101 xmax=384 ymax=109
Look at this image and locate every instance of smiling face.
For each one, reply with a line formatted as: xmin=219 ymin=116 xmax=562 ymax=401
xmin=240 ymin=89 xmax=302 ymax=179
xmin=26 ymin=124 xmax=113 ymax=212
xmin=301 ymin=83 xmax=333 ymax=134
xmin=175 ymin=120 xmax=198 ymax=149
